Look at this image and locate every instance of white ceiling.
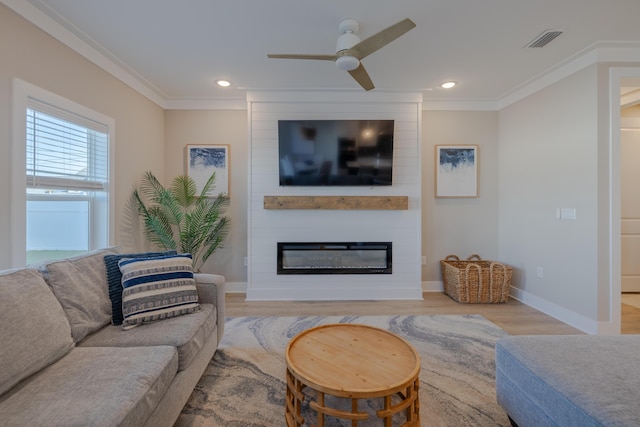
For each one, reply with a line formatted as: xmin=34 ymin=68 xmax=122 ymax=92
xmin=7 ymin=0 xmax=640 ymax=107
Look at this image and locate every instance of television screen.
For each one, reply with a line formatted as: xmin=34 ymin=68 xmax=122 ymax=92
xmin=278 ymin=119 xmax=394 ymax=186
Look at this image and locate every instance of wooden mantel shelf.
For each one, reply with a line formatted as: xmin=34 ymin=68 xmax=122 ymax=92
xmin=263 ymin=195 xmax=409 ymax=210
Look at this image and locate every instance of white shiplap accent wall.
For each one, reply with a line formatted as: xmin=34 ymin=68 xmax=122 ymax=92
xmin=246 ymin=91 xmax=423 ymax=300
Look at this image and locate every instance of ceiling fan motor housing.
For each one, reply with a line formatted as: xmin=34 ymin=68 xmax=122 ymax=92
xmin=336 ymin=19 xmax=361 ymax=71
xmin=336 ymin=30 xmax=360 ymax=52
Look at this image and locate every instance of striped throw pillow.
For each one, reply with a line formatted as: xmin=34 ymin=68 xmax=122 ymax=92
xmin=119 ymin=254 xmax=200 ymax=329
xmin=104 ymin=250 xmax=177 ymax=325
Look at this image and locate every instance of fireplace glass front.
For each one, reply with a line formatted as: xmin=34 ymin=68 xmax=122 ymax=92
xmin=277 ymin=242 xmax=392 ymax=274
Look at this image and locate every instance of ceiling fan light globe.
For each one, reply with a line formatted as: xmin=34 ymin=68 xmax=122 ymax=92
xmin=336 ymin=55 xmax=360 ymax=71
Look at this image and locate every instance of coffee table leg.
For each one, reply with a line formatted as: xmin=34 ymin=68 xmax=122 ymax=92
xmin=383 ymin=395 xmax=392 ymax=427
xmin=285 ymin=368 xmax=305 ymax=427
xmin=317 ymin=392 xmax=325 ymax=427
xmin=406 ymin=379 xmax=420 ymax=425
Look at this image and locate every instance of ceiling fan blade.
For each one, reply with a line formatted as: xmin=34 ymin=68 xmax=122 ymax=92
xmin=348 ymin=63 xmax=375 ymax=91
xmin=348 ymin=18 xmax=416 ymax=59
xmin=267 ymin=54 xmax=337 ymax=61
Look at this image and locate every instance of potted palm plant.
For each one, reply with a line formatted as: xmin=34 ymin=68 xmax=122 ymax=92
xmin=130 ymin=170 xmax=230 ymax=272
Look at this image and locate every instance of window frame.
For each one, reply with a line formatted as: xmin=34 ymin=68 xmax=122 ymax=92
xmin=11 ymin=79 xmax=115 ymax=267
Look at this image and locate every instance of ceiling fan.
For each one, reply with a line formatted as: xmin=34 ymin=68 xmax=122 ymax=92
xmin=267 ymin=18 xmax=416 ymax=91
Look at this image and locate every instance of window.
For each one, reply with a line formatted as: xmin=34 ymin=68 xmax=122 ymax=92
xmin=12 ymin=79 xmax=114 ymax=266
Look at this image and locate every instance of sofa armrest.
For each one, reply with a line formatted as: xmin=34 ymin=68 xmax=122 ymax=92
xmin=194 ymin=273 xmax=226 ymax=344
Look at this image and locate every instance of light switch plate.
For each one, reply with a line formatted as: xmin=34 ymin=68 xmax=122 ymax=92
xmin=560 ymin=208 xmax=576 ymax=220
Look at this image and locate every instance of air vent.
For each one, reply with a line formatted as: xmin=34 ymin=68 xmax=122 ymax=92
xmin=526 ymin=30 xmax=564 ymax=48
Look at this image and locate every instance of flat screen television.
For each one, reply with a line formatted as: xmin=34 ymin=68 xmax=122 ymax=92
xmin=278 ymin=119 xmax=394 ymax=186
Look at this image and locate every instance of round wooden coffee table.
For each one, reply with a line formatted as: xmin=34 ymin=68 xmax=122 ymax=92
xmin=285 ymin=323 xmax=420 ymax=427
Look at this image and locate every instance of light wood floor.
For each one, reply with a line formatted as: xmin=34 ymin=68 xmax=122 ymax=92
xmin=226 ymin=292 xmax=640 ymax=335
xmin=622 ymin=303 xmax=640 ymax=334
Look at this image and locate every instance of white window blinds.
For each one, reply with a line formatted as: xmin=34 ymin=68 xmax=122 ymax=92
xmin=26 ymin=100 xmax=109 ymax=191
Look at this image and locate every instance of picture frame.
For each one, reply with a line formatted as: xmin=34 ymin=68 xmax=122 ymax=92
xmin=435 ymin=145 xmax=478 ymax=198
xmin=184 ymin=144 xmax=230 ymax=197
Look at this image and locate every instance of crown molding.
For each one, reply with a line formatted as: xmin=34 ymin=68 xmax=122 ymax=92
xmin=163 ymin=98 xmax=248 ymax=110
xmin=246 ymin=89 xmax=423 ymax=104
xmin=497 ymin=42 xmax=640 ymax=110
xmin=422 ymin=99 xmax=498 ymax=111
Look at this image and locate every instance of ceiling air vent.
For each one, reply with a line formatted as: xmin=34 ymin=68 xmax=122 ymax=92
xmin=525 ymin=30 xmax=564 ymax=48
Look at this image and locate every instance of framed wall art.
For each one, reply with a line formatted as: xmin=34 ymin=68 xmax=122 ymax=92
xmin=435 ymin=145 xmax=478 ymax=198
xmin=185 ymin=144 xmax=230 ymax=196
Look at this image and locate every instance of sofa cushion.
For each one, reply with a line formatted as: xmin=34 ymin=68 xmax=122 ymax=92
xmin=0 ymin=269 xmax=75 ymax=396
xmin=80 ymin=303 xmax=216 ymax=371
xmin=120 ymin=253 xmax=200 ymax=329
xmin=0 ymin=346 xmax=178 ymax=427
xmin=104 ymin=250 xmax=177 ymax=326
xmin=496 ymin=335 xmax=640 ymax=427
xmin=42 ymin=248 xmax=118 ymax=342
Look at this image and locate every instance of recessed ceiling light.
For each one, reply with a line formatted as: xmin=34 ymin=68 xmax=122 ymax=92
xmin=216 ymin=80 xmax=231 ymax=87
xmin=440 ymin=81 xmax=456 ymax=89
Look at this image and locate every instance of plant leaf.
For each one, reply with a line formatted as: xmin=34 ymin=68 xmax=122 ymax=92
xmin=129 ymin=170 xmax=230 ymax=271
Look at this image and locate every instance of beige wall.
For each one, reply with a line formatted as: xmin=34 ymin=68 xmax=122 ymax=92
xmin=421 ymin=111 xmax=500 ymax=283
xmin=0 ymin=4 xmax=165 ymax=269
xmin=164 ymin=110 xmax=248 ymax=281
xmin=498 ymin=65 xmax=600 ymax=328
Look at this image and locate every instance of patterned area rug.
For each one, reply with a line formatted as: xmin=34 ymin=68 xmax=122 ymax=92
xmin=175 ymin=315 xmax=510 ymax=427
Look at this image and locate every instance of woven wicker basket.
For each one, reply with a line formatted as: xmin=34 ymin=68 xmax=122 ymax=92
xmin=440 ymin=254 xmax=512 ymax=303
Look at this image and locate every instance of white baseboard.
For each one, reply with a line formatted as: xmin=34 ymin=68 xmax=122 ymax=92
xmin=246 ymin=287 xmax=423 ymax=301
xmin=231 ymin=281 xmax=442 ymax=293
xmin=509 ymin=287 xmax=599 ymax=334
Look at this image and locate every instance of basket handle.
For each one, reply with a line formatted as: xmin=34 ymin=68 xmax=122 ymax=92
xmin=464 ymin=263 xmax=482 ymax=303
xmin=489 ymin=262 xmax=508 ymax=302
xmin=445 ymin=254 xmax=460 ymax=261
xmin=467 ymin=254 xmax=482 ymax=261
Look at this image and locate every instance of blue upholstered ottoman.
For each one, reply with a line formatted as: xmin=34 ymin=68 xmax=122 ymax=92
xmin=495 ymin=335 xmax=640 ymax=427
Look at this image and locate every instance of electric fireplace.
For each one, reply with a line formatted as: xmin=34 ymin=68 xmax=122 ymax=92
xmin=277 ymin=242 xmax=392 ymax=275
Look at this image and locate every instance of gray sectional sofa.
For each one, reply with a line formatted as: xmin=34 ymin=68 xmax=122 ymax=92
xmin=0 ymin=248 xmax=226 ymax=427
xmin=496 ymin=335 xmax=640 ymax=427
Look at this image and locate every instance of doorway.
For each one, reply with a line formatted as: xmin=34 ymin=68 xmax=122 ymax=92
xmin=618 ymin=74 xmax=640 ymax=334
